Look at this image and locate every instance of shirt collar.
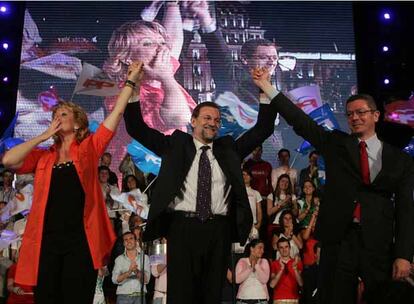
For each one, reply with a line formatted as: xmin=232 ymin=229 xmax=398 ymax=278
xmin=359 ymin=133 xmax=381 ymax=151
xmin=193 ymin=137 xmax=213 ymax=151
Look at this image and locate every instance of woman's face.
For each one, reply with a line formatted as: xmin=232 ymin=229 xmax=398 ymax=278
xmin=129 ymin=32 xmax=167 ymax=65
xmin=127 ymin=176 xmax=137 ymax=190
xmin=278 ymin=177 xmax=289 ymax=191
xmin=54 ymin=106 xmax=76 ymax=134
xmin=250 ymin=242 xmax=265 ymax=258
xmin=282 ymin=213 xmax=293 ymax=227
xmin=242 ymin=171 xmax=251 ymax=185
xmin=303 ymin=181 xmax=315 ymax=196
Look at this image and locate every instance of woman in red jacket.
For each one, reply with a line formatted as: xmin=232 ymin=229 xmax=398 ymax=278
xmin=2 ymin=62 xmax=144 ymax=304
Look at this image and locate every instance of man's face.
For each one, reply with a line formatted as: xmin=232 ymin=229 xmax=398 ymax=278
xmin=278 ymin=241 xmax=291 ymax=258
xmin=278 ymin=151 xmax=290 ymax=166
xmin=123 ymin=233 xmax=137 ymax=251
xmin=246 ymin=45 xmax=278 ymax=75
xmin=346 ymin=99 xmax=379 ymax=138
xmin=2 ymin=172 xmax=13 ymax=186
xmin=99 ymin=170 xmax=110 ymax=183
xmin=309 ymin=153 xmax=318 ymax=166
xmin=242 ymin=171 xmax=251 ymax=185
xmin=252 ymin=146 xmax=262 ymax=160
xmin=191 ymin=106 xmax=221 ymax=144
xmin=101 ymin=155 xmax=111 ymax=167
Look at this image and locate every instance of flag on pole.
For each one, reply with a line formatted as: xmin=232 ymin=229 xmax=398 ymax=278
xmin=384 ymin=96 xmax=414 ymax=128
xmin=110 ymin=188 xmax=149 ymax=219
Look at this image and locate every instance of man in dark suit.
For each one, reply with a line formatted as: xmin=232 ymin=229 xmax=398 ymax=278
xmin=124 ymin=92 xmax=278 ymax=304
xmin=252 ymin=67 xmax=414 ymax=304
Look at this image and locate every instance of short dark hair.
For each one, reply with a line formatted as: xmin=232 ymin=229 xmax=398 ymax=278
xmin=278 ymin=148 xmax=290 ymax=158
xmin=191 ymin=102 xmax=220 ymax=119
xmin=242 ymin=168 xmax=253 ymax=178
xmin=277 ymin=237 xmax=290 ymax=248
xmin=122 ymin=231 xmax=136 ymax=240
xmin=102 ymin=152 xmax=112 ymax=158
xmin=309 ymin=150 xmax=319 ymax=159
xmin=241 ymin=38 xmax=277 ymax=60
xmin=98 ymin=165 xmax=110 ymax=173
xmin=346 ymin=94 xmax=377 ymax=111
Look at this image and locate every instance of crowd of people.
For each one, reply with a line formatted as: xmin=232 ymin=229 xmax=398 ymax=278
xmin=0 ymin=139 xmax=328 ymax=304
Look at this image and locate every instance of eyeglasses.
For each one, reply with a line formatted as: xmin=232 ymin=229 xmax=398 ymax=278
xmin=345 ymin=109 xmax=376 ymax=118
xmin=251 ymin=55 xmax=279 ymax=61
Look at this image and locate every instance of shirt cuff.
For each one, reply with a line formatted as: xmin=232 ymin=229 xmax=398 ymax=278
xmin=201 ymin=21 xmax=217 ymax=34
xmin=266 ymin=87 xmax=280 ymax=100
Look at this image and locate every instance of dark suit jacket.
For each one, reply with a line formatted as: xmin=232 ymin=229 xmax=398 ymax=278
xmin=272 ymin=93 xmax=414 ymax=261
xmin=124 ymin=100 xmax=278 ymax=244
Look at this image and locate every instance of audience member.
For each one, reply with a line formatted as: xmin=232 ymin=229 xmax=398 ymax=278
xmin=100 ymin=152 xmax=119 ymax=187
xmin=242 ymin=169 xmax=263 ymax=240
xmin=298 ymin=151 xmax=319 ymax=194
xmin=297 ymin=180 xmax=320 ymax=228
xmin=272 ymin=210 xmax=303 ymax=260
xmin=271 ymin=149 xmax=297 ymax=192
xmin=235 ymin=239 xmax=269 ymax=304
xmin=112 ymin=232 xmax=150 ymax=304
xmin=270 ymin=238 xmax=303 ymax=304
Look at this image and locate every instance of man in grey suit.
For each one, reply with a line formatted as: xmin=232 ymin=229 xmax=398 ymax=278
xmin=252 ymin=67 xmax=414 ymax=304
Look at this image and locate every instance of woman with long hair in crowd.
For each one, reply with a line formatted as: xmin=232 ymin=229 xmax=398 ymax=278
xmin=271 ymin=210 xmax=303 ymax=260
xmin=235 ymin=239 xmax=269 ymax=304
xmin=297 ymin=179 xmax=320 ymax=228
xmin=2 ymin=62 xmax=144 ymax=304
xmin=266 ymin=174 xmax=297 ymax=251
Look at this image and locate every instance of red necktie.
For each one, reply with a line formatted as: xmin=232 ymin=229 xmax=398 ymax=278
xmin=353 ymin=141 xmax=370 ymax=222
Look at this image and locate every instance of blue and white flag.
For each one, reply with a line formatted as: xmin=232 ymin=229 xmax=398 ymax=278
xmin=288 ymin=85 xmax=323 ymax=114
xmin=127 ymin=140 xmax=161 ymax=175
xmin=296 ymin=104 xmax=340 ymax=154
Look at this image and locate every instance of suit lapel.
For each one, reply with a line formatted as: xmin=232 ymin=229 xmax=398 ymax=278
xmin=183 ymin=136 xmax=196 ymax=174
xmin=346 ymin=135 xmax=361 ymax=178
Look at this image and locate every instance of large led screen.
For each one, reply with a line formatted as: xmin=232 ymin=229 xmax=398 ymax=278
xmin=16 ymin=1 xmax=357 ymax=173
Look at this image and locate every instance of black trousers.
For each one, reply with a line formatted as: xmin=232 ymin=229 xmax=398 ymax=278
xmin=167 ymin=213 xmax=231 ymax=304
xmin=35 ymin=234 xmax=97 ymax=304
xmin=319 ymin=224 xmax=392 ymax=304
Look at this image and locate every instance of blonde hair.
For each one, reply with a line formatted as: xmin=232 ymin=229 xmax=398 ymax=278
xmin=103 ymin=20 xmax=169 ymax=82
xmin=52 ymin=101 xmax=90 ymax=144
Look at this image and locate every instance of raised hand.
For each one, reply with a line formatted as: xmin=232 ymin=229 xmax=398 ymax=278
xmin=40 ymin=116 xmax=62 ymax=142
xmin=251 ymin=67 xmax=271 ymax=90
xmin=127 ymin=61 xmax=144 ymax=85
xmin=143 ymin=47 xmax=174 ymax=82
xmin=183 ymin=0 xmax=212 ymax=27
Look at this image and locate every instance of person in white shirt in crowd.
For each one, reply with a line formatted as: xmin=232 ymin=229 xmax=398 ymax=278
xmin=0 ymin=170 xmax=17 ymax=204
xmin=11 ymin=211 xmax=29 ymax=262
xmin=99 ymin=165 xmax=121 ymax=232
xmin=151 ymin=237 xmax=167 ymax=304
xmin=271 ymin=149 xmax=298 ymax=193
xmin=242 ymin=168 xmax=263 ymax=240
xmin=235 ymin=239 xmax=269 ymax=304
xmin=271 ymin=210 xmax=303 ymax=261
xmin=112 ymin=231 xmax=150 ymax=304
xmin=266 ymin=174 xmax=297 ymax=249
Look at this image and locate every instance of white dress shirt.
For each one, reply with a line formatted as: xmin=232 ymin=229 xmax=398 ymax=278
xmin=360 ymin=133 xmax=382 ymax=182
xmin=169 ymin=138 xmax=231 ymax=215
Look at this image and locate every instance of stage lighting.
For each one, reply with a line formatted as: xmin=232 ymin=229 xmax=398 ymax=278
xmin=382 ymin=46 xmax=389 ymax=52
xmin=0 ymin=6 xmax=7 ymax=13
xmin=2 ymin=42 xmax=8 ymax=50
xmin=383 ymin=78 xmax=390 ymax=85
xmin=383 ymin=12 xmax=391 ymax=20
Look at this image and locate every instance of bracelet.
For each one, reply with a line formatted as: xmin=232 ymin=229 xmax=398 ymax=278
xmin=125 ymin=79 xmax=136 ymax=88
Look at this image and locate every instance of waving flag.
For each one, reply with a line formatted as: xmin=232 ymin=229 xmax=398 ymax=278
xmin=110 ymin=188 xmax=149 ymax=219
xmin=288 ymin=85 xmax=323 ymax=114
xmin=127 ymin=140 xmax=161 ymax=175
xmin=215 ymin=91 xmax=279 ymax=138
xmin=296 ymin=104 xmax=340 ymax=154
xmin=73 ymin=62 xmax=120 ymax=97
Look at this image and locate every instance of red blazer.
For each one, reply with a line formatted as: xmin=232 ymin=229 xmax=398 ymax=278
xmin=15 ymin=124 xmax=117 ymax=285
